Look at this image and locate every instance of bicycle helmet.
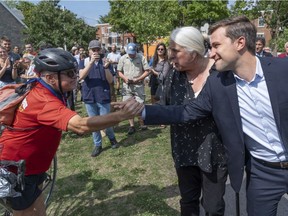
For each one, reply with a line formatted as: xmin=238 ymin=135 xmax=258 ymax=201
xmin=34 ymin=48 xmax=78 ymax=73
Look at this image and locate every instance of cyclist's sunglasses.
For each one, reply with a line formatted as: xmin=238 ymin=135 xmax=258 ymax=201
xmin=61 ymin=69 xmax=77 ymax=79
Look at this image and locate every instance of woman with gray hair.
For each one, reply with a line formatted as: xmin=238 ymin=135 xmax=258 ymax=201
xmin=160 ymin=26 xmax=227 ymax=216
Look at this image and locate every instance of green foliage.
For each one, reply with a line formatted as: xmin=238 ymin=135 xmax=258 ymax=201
xmin=180 ymin=0 xmax=230 ymax=27
xmin=270 ymin=28 xmax=288 ymax=53
xmin=229 ymin=0 xmax=259 ymax=20
xmin=254 ymin=0 xmax=288 ymax=52
xmin=107 ymin=0 xmax=230 ymax=46
xmin=228 ymin=0 xmax=288 ymax=53
xmin=98 ymin=15 xmax=110 ymax=24
xmin=16 ymin=0 xmax=96 ymax=50
xmin=3 ymin=0 xmax=18 ymax=8
xmin=108 ymin=0 xmax=182 ymax=44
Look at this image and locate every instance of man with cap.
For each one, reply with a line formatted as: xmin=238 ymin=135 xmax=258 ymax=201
xmin=79 ymin=40 xmax=119 ymax=157
xmin=117 ymin=43 xmax=150 ymax=135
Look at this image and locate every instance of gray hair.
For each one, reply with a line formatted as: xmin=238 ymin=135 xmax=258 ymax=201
xmin=170 ymin=26 xmax=205 ymax=56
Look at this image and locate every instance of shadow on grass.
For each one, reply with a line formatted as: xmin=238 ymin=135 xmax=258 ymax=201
xmin=61 ymin=121 xmax=168 ymax=156
xmin=48 ymin=171 xmax=179 ymax=216
xmin=113 ymin=122 xmax=167 ymax=148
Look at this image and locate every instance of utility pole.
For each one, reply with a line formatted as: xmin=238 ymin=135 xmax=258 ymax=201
xmin=62 ymin=5 xmax=67 ymax=51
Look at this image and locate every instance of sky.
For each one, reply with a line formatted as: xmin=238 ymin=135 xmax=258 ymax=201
xmin=28 ymin=0 xmax=235 ymax=27
xmin=29 ymin=0 xmax=110 ymax=26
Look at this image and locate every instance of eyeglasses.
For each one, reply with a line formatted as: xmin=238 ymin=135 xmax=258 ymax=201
xmin=157 ymin=48 xmax=164 ymax=51
xmin=61 ymin=69 xmax=77 ymax=79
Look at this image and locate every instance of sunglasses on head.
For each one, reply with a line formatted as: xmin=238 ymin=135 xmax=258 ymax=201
xmin=61 ymin=69 xmax=77 ymax=79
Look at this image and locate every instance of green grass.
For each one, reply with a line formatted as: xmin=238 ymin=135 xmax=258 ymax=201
xmin=46 ymin=90 xmax=180 ymax=216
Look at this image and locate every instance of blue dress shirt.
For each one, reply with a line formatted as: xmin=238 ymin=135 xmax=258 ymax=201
xmin=235 ymin=57 xmax=287 ymax=162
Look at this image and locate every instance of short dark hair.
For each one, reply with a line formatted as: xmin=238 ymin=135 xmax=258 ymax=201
xmin=0 ymin=36 xmax=11 ymax=43
xmin=256 ymin=37 xmax=266 ymax=46
xmin=209 ymin=16 xmax=257 ymax=55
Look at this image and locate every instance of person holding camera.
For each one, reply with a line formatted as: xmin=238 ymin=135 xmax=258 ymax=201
xmin=117 ymin=43 xmax=150 ymax=135
xmin=79 ymin=40 xmax=119 ymax=157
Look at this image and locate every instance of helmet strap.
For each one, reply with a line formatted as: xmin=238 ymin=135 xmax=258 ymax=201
xmin=57 ymin=72 xmax=66 ymax=105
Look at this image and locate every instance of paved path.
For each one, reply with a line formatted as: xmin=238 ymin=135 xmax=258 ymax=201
xmin=200 ymin=176 xmax=288 ymax=216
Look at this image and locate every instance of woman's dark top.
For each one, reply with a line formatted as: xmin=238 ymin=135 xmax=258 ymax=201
xmin=160 ymin=68 xmax=226 ymax=172
xmin=0 ymin=60 xmax=14 ymax=83
xmin=150 ymin=60 xmax=170 ymax=95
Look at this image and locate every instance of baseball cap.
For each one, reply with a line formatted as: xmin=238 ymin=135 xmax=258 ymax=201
xmin=126 ymin=43 xmax=137 ymax=55
xmin=88 ymin=40 xmax=101 ymax=49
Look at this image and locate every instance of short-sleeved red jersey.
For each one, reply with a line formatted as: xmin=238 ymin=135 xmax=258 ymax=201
xmin=0 ymin=82 xmax=77 ymax=175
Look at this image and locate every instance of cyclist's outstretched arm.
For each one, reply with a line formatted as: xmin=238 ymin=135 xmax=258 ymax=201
xmin=67 ymin=97 xmax=144 ymax=134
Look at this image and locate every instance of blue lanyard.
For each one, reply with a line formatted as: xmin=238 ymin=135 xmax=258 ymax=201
xmin=34 ymin=78 xmax=66 ymax=105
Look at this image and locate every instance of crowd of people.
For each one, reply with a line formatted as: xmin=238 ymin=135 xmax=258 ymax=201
xmin=1 ymin=15 xmax=288 ymax=216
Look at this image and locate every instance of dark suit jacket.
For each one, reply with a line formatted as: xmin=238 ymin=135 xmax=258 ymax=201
xmin=144 ymin=57 xmax=288 ymax=192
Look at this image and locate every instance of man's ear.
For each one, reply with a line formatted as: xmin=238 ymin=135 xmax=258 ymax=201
xmin=235 ymin=36 xmax=246 ymax=51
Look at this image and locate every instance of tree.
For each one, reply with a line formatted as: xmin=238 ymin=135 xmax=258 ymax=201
xmin=230 ymin=0 xmax=288 ymax=53
xmin=108 ymin=0 xmax=182 ymax=43
xmin=254 ymin=0 xmax=288 ymax=53
xmin=16 ymin=0 xmax=96 ymax=50
xmin=98 ymin=15 xmax=110 ymax=24
xmin=180 ymin=0 xmax=230 ymax=27
xmin=229 ymin=0 xmax=259 ymax=19
xmin=108 ymin=0 xmax=230 ymax=42
xmin=108 ymin=0 xmax=182 ymax=58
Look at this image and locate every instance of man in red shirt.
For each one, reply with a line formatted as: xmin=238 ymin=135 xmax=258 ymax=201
xmin=0 ymin=48 xmax=143 ymax=216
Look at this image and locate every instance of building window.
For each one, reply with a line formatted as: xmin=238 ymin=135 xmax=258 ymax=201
xmin=257 ymin=33 xmax=264 ymax=38
xmin=258 ymin=17 xmax=265 ymax=27
xmin=101 ymin=27 xmax=105 ymax=34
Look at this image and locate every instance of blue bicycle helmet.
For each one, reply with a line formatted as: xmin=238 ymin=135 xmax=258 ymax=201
xmin=34 ymin=48 xmax=78 ymax=73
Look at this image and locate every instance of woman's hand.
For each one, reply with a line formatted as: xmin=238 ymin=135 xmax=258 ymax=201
xmin=3 ymin=57 xmax=10 ymax=68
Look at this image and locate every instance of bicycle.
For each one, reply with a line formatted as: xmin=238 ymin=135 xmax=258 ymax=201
xmin=0 ymin=156 xmax=57 ymax=216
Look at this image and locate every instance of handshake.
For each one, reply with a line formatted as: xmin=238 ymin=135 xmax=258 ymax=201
xmin=111 ymin=97 xmax=144 ymax=120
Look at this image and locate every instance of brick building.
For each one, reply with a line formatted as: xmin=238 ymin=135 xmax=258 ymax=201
xmin=0 ymin=2 xmax=27 ymax=48
xmin=95 ymin=23 xmax=135 ymax=50
xmin=251 ymin=16 xmax=272 ymax=47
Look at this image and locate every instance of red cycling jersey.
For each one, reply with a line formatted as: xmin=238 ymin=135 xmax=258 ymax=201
xmin=0 ymin=82 xmax=77 ymax=175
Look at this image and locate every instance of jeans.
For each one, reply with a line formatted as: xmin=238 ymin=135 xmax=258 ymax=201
xmin=85 ymin=102 xmax=115 ymax=147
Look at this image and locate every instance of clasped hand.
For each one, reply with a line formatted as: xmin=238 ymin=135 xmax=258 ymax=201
xmin=111 ymin=97 xmax=144 ymax=119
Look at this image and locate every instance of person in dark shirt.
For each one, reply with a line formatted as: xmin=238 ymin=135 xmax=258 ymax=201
xmin=79 ymin=40 xmax=119 ymax=157
xmin=255 ymin=37 xmax=273 ymax=57
xmin=160 ymin=27 xmax=227 ymax=216
xmin=0 ymin=46 xmax=18 ymax=87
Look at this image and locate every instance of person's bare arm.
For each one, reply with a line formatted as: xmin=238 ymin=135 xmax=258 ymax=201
xmin=118 ymin=71 xmax=129 ymax=84
xmin=0 ymin=58 xmax=9 ymax=79
xmin=133 ymin=70 xmax=150 ymax=83
xmin=67 ymin=97 xmax=143 ymax=134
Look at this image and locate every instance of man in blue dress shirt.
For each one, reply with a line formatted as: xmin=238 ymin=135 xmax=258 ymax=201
xmin=140 ymin=16 xmax=288 ymax=216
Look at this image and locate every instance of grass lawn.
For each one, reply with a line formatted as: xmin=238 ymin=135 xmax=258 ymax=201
xmin=46 ymin=89 xmax=181 ymax=216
